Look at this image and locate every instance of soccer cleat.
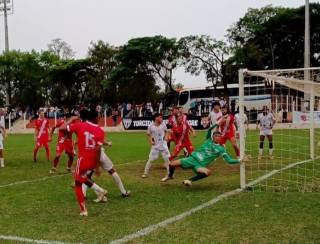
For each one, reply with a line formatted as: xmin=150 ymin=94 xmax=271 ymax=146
xmin=94 ymin=196 xmax=108 ymax=203
xmin=258 ymin=155 xmax=262 ymax=160
xmin=94 ymin=190 xmax=108 ymax=203
xmin=80 ymin=211 xmax=88 ymax=217
xmin=269 ymin=155 xmax=274 ymax=160
xmin=49 ymin=168 xmax=57 ymax=174
xmin=66 ymin=167 xmax=72 ymax=173
xmin=141 ymin=174 xmax=148 ymax=178
xmin=122 ymin=190 xmax=131 ymax=198
xmin=183 ymin=180 xmax=192 ymax=187
xmin=161 ymin=175 xmax=173 ymax=182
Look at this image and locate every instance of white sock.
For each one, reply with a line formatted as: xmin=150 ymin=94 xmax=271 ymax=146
xmin=112 ymin=172 xmax=126 ymax=194
xmin=269 ymin=148 xmax=273 ymax=155
xmin=259 ymin=149 xmax=263 ymax=156
xmin=91 ymin=183 xmax=105 ymax=194
xmin=144 ymin=160 xmax=152 ymax=175
xmin=0 ymin=158 xmax=4 ymax=167
xmin=82 ymin=184 xmax=88 ymax=197
xmin=163 ymin=157 xmax=170 ymax=174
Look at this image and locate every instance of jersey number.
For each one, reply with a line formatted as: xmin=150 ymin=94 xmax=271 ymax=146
xmin=84 ymin=132 xmax=96 ymax=149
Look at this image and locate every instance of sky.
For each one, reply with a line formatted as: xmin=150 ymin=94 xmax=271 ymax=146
xmin=1 ymin=0 xmax=319 ymax=88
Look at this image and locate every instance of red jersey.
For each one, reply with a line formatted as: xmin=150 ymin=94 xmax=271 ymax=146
xmin=56 ymin=119 xmax=73 ymax=144
xmin=67 ymin=121 xmax=105 ymax=161
xmin=168 ymin=114 xmax=187 ymax=127
xmin=172 ymin=122 xmax=192 ymax=146
xmin=219 ymin=114 xmax=236 ymax=136
xmin=35 ymin=118 xmax=50 ymax=141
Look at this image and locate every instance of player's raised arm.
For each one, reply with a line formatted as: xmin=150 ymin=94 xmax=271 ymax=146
xmin=59 ymin=116 xmax=79 ymax=132
xmin=206 ymin=124 xmax=218 ymax=140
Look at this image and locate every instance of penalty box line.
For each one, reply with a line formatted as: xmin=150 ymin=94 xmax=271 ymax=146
xmin=0 ymin=159 xmax=145 ymax=189
xmin=110 ymin=157 xmax=319 ymax=244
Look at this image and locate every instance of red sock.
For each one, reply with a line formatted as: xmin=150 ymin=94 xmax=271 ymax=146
xmin=45 ymin=146 xmax=50 ymax=161
xmin=234 ymin=146 xmax=240 ymax=157
xmin=75 ymin=182 xmax=86 ymax=212
xmin=53 ymin=156 xmax=59 ymax=168
xmin=67 ymin=156 xmax=74 ymax=168
xmin=33 ymin=146 xmax=39 ymax=161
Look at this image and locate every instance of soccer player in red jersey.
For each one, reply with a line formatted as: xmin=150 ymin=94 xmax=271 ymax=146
xmin=167 ymin=107 xmax=180 ymax=148
xmin=33 ymin=110 xmax=51 ymax=162
xmin=218 ymin=105 xmax=240 ymax=158
xmin=169 ymin=113 xmax=195 ymax=161
xmin=60 ymin=109 xmax=107 ymax=217
xmin=49 ymin=114 xmax=75 ymax=174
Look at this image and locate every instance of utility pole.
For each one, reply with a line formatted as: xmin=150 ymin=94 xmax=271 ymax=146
xmin=0 ymin=0 xmax=13 ymax=106
xmin=3 ymin=0 xmax=9 ymax=52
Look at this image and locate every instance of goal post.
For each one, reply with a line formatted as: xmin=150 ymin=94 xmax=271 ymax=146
xmin=238 ymin=67 xmax=320 ymax=192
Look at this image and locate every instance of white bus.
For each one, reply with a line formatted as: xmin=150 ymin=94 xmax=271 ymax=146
xmin=176 ymin=83 xmax=272 ymax=112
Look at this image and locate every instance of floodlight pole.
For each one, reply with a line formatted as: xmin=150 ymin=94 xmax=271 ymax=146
xmin=3 ymin=0 xmax=9 ymax=52
xmin=3 ymin=0 xmax=10 ymax=106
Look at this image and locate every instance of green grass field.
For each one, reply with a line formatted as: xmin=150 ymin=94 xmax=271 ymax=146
xmin=0 ymin=131 xmax=319 ymax=243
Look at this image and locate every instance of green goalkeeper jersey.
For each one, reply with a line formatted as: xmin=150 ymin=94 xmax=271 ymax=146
xmin=189 ymin=124 xmax=240 ymax=167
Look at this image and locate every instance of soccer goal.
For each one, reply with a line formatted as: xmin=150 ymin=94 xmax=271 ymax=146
xmin=238 ymin=67 xmax=320 ymax=192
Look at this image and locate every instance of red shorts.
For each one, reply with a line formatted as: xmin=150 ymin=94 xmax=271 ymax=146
xmin=171 ymin=143 xmax=194 ymax=159
xmin=220 ymin=134 xmax=236 ymax=145
xmin=36 ymin=137 xmax=49 ymax=147
xmin=74 ymin=157 xmax=96 ymax=183
xmin=56 ymin=141 xmax=74 ymax=156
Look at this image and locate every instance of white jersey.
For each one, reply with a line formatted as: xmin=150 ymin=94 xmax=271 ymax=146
xmin=235 ymin=113 xmax=248 ymax=132
xmin=147 ymin=122 xmax=167 ymax=150
xmin=209 ymin=110 xmax=222 ymax=125
xmin=0 ymin=129 xmax=3 ymax=141
xmin=257 ymin=112 xmax=275 ymax=130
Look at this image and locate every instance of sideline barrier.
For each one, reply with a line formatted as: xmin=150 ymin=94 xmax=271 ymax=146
xmin=122 ymin=116 xmax=209 ymax=130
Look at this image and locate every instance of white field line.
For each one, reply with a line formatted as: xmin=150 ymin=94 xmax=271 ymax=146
xmin=109 ymin=157 xmax=319 ymax=244
xmin=0 ymin=159 xmax=145 ymax=189
xmin=0 ymin=235 xmax=68 ymax=244
xmin=0 ymin=173 xmax=70 ymax=189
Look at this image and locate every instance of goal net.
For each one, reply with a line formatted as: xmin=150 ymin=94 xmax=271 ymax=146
xmin=238 ymin=67 xmax=320 ymax=192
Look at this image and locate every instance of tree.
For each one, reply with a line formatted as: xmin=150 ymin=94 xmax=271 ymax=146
xmin=48 ymin=38 xmax=75 ymax=60
xmin=226 ymin=3 xmax=320 ymax=78
xmin=87 ymin=41 xmax=119 ymax=103
xmin=179 ymin=35 xmax=229 ymax=95
xmin=115 ymin=36 xmax=181 ymax=92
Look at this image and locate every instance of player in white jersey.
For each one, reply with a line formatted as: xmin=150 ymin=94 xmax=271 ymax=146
xmin=82 ymin=141 xmax=131 ymax=200
xmin=0 ymin=124 xmax=6 ymax=167
xmin=142 ymin=113 xmax=170 ymax=178
xmin=235 ymin=110 xmax=249 ymax=139
xmin=208 ymin=102 xmax=222 ymax=126
xmin=257 ymin=106 xmax=276 ymax=160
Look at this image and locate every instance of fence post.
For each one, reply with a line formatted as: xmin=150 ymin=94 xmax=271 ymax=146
xmin=54 ymin=111 xmax=57 ymax=127
xmin=24 ymin=112 xmax=27 ymax=129
xmin=8 ymin=112 xmax=11 ymax=131
xmin=104 ymin=109 xmax=107 ymax=129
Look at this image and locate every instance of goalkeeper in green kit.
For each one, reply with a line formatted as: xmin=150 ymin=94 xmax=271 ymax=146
xmin=161 ymin=124 xmax=241 ymax=186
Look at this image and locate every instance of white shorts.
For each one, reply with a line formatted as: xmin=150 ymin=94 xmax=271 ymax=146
xmin=100 ymin=149 xmax=114 ymax=171
xmin=260 ymin=129 xmax=273 ymax=136
xmin=0 ymin=140 xmax=3 ymax=150
xmin=149 ymin=146 xmax=170 ymax=161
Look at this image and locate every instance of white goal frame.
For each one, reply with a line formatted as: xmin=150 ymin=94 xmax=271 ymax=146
xmin=238 ymin=67 xmax=320 ymax=189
